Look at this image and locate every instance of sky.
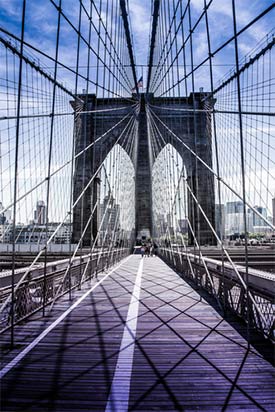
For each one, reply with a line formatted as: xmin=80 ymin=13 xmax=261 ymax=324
xmin=129 ymin=0 xmax=275 ymax=88
xmin=0 ymin=0 xmax=274 ymax=89
xmin=0 ymin=0 xmax=274 ymax=225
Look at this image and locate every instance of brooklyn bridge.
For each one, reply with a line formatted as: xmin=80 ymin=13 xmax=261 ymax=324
xmin=0 ymin=0 xmax=274 ymax=410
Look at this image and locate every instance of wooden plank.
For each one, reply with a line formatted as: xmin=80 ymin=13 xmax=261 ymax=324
xmin=1 ymin=256 xmax=274 ymax=411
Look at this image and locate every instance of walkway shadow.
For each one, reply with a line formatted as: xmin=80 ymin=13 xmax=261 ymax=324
xmin=164 ymin=259 xmax=274 ymax=366
xmin=115 ymin=260 xmax=273 ymax=411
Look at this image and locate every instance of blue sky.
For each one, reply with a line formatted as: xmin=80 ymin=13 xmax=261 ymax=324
xmin=0 ymin=0 xmax=274 ymax=91
xmin=0 ymin=0 xmax=274 ymax=222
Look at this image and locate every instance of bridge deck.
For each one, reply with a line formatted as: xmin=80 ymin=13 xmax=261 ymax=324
xmin=1 ymin=255 xmax=274 ymax=411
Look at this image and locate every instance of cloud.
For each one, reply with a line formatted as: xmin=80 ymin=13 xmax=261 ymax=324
xmin=0 ymin=0 xmax=274 ymax=225
xmin=128 ymin=0 xmax=151 ymax=77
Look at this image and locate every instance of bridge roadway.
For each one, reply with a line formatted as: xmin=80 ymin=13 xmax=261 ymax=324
xmin=1 ymin=255 xmax=274 ymax=411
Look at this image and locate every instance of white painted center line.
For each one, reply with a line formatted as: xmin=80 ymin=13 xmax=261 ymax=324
xmin=105 ymin=257 xmax=144 ymax=412
xmin=0 ymin=255 xmax=132 ymax=380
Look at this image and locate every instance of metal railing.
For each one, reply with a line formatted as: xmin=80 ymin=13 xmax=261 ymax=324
xmin=159 ymin=248 xmax=274 ymax=341
xmin=0 ymin=248 xmax=129 ymax=333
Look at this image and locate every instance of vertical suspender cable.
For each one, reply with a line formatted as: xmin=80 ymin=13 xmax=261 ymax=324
xmin=10 ymin=0 xmax=26 ymax=348
xmin=42 ymin=0 xmax=62 ymax=316
xmin=232 ymin=0 xmax=250 ymax=344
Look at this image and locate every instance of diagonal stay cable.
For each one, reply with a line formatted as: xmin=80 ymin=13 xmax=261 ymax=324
xmin=148 ymin=106 xmax=275 ymax=230
xmin=0 ymin=113 xmax=136 ymax=316
xmin=0 ymin=106 xmax=138 ymax=216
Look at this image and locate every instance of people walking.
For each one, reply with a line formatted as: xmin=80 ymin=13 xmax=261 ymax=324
xmin=141 ymin=245 xmax=145 ymax=258
xmin=139 ymin=241 xmax=155 ymax=258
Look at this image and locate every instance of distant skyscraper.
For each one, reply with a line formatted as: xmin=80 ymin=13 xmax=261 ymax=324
xmin=226 ymin=201 xmax=243 ymax=214
xmin=0 ymin=202 xmax=12 ymax=224
xmin=253 ymin=206 xmax=267 ymax=227
xmin=0 ymin=202 xmax=5 ymax=225
xmin=247 ymin=209 xmax=254 ymax=233
xmin=248 ymin=205 xmax=267 ymax=228
xmin=34 ymin=201 xmax=46 ymax=225
xmin=225 ymin=201 xmax=244 ymax=235
xmin=215 ymin=204 xmax=225 ymax=239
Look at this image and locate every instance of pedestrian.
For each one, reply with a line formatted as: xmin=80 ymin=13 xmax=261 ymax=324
xmin=154 ymin=242 xmax=158 ymax=256
xmin=141 ymin=245 xmax=145 ymax=258
xmin=150 ymin=244 xmax=154 ymax=257
xmin=145 ymin=244 xmax=150 ymax=257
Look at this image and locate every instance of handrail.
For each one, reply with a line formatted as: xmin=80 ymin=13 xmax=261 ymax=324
xmin=0 ymin=248 xmax=130 ymax=333
xmin=159 ymin=247 xmax=274 ymax=341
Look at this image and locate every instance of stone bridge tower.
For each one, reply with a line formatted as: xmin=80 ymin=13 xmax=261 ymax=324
xmin=71 ymin=92 xmax=215 ymax=246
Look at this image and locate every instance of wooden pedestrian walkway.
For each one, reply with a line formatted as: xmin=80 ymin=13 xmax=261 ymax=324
xmin=1 ymin=255 xmax=274 ymax=411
